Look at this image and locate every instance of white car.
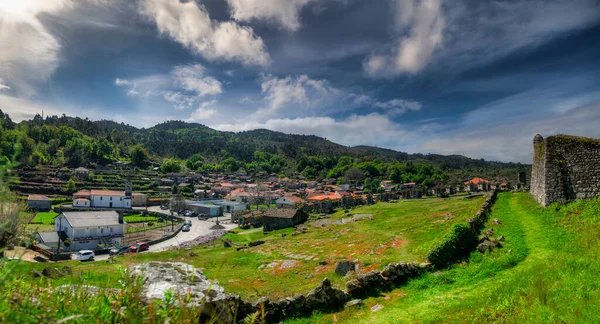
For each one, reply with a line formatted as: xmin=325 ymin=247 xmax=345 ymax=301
xmin=74 ymin=250 xmax=95 ymax=261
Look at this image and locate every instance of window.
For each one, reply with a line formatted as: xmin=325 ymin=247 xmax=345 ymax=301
xmin=100 ymin=228 xmax=104 ymax=233
xmin=110 ymin=197 xmax=112 ymax=201
xmin=100 ymin=197 xmax=103 ymax=200
xmin=110 ymin=227 xmax=113 ymax=233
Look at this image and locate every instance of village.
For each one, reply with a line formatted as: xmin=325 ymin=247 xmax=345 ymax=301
xmin=17 ymin=162 xmax=528 ymax=261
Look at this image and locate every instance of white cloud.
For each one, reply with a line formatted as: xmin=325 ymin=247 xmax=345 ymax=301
xmin=216 ymin=113 xmax=409 ymax=148
xmin=0 ymin=78 xmax=10 ymax=90
xmin=225 ymin=0 xmax=313 ymax=31
xmin=189 ymin=100 xmax=218 ymax=121
xmin=364 ymin=0 xmax=445 ymax=77
xmin=171 ymin=64 xmax=222 ymax=97
xmin=140 ymin=0 xmax=270 ymax=66
xmin=373 ymin=98 xmax=422 ymax=116
xmin=347 ymin=93 xmax=372 ymax=105
xmin=116 ymin=64 xmax=222 ymax=110
xmin=0 ymin=0 xmax=71 ymax=96
xmin=259 ymin=74 xmax=339 ymax=116
xmin=114 ymin=78 xmax=131 ymax=86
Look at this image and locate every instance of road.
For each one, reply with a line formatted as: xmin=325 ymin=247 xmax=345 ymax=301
xmin=145 ymin=206 xmax=237 ymax=252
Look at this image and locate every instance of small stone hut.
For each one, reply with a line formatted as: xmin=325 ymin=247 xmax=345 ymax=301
xmin=262 ymin=208 xmax=308 ymax=231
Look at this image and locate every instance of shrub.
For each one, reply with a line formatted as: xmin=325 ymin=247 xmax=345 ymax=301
xmin=427 ymin=223 xmax=477 ymax=268
xmin=147 ymin=222 xmax=154 ymax=227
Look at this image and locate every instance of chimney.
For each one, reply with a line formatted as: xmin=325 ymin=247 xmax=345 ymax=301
xmin=118 ymin=211 xmax=124 ymax=224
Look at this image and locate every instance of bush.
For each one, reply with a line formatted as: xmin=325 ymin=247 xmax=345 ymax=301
xmin=147 ymin=222 xmax=154 ymax=227
xmin=427 ymin=223 xmax=477 ymax=268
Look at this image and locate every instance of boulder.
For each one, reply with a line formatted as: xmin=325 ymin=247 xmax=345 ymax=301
xmin=131 ymin=262 xmax=232 ymax=321
xmin=32 ymin=270 xmax=43 ymax=278
xmin=304 ymin=278 xmax=347 ymax=310
xmin=335 ymin=260 xmax=358 ymax=276
xmin=42 ymin=266 xmax=63 ymax=279
xmin=493 ymin=218 xmax=502 ymax=225
xmin=188 ymin=251 xmax=198 ymax=257
xmin=61 ymin=266 xmax=72 ymax=276
xmin=477 ymin=241 xmax=493 ymax=253
xmin=370 ymin=304 xmax=384 ymax=312
xmin=248 ymin=240 xmax=265 ymax=247
xmin=345 ymin=299 xmax=362 ymax=307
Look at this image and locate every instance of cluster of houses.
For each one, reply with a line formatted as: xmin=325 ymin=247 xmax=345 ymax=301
xmin=27 ymin=163 xmax=526 ymax=253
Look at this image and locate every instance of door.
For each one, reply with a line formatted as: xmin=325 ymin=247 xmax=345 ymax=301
xmin=109 ymin=202 xmax=113 ymax=208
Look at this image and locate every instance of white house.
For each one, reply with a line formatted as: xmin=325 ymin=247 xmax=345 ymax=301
xmin=276 ymin=195 xmax=305 ymax=208
xmin=72 ymin=189 xmax=140 ymax=209
xmin=52 ymin=211 xmax=124 ymax=251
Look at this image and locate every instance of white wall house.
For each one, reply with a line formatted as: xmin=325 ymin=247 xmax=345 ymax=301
xmin=72 ymin=189 xmax=132 ymax=209
xmin=54 ymin=211 xmax=124 ymax=251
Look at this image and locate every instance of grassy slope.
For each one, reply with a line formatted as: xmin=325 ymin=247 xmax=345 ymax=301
xmin=4 ymin=197 xmax=484 ymax=303
xmin=289 ymin=192 xmax=600 ymax=323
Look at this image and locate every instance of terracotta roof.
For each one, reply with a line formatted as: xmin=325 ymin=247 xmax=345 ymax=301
xmin=263 ymin=208 xmax=297 ymax=219
xmin=282 ymin=195 xmax=304 ymax=203
xmin=464 ymin=177 xmax=490 ymax=185
xmin=73 ymin=190 xmax=91 ymax=197
xmin=90 ymin=189 xmax=127 ymax=196
xmin=28 ymin=194 xmax=50 ymax=201
xmin=74 ymin=198 xmax=90 ymax=202
xmin=307 ymin=192 xmax=341 ymax=201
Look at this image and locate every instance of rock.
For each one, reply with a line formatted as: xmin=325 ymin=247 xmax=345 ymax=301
xmin=32 ymin=270 xmax=43 ymax=278
xmin=248 ymin=240 xmax=265 ymax=247
xmin=222 ymin=239 xmax=233 ymax=248
xmin=188 ymin=251 xmax=198 ymax=257
xmin=236 ymin=246 xmax=248 ymax=251
xmin=477 ymin=241 xmax=492 ymax=253
xmin=318 ymin=260 xmax=328 ymax=266
xmin=33 ymin=255 xmax=48 ymax=263
xmin=493 ymin=218 xmax=502 ymax=224
xmin=345 ymin=299 xmax=362 ymax=307
xmin=42 ymin=266 xmax=63 ymax=279
xmin=130 ymin=262 xmax=229 ymax=319
xmin=281 ymin=233 xmax=287 ymax=237
xmin=305 ymin=278 xmax=347 ymax=309
xmin=497 ymin=235 xmax=505 ymax=241
xmin=485 ymin=228 xmax=494 ymax=236
xmin=345 ymin=279 xmax=361 ymax=296
xmin=418 ymin=262 xmax=432 ymax=270
xmin=370 ymin=304 xmax=384 ymax=312
xmin=478 ymin=234 xmax=490 ymax=243
xmin=61 ymin=266 xmax=72 ymax=276
xmin=335 ymin=260 xmax=358 ymax=276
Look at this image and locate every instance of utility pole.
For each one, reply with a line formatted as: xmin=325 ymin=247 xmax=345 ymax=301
xmin=56 ymin=215 xmax=62 ymax=261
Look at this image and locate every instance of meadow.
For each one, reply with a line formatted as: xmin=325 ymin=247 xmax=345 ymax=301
xmin=289 ymin=193 xmax=600 ymax=323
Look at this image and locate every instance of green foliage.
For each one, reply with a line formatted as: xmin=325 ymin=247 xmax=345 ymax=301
xmin=427 ymin=223 xmax=478 ymax=267
xmin=65 ymin=179 xmax=76 ymax=193
xmin=129 ymin=145 xmax=150 ymax=167
xmin=160 ymin=158 xmax=182 ymax=173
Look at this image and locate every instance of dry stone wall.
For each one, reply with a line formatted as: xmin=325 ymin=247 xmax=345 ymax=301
xmin=531 ymin=134 xmax=600 ymax=206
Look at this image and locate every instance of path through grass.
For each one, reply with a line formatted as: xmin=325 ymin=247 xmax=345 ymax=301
xmin=292 ymin=193 xmax=600 ymax=323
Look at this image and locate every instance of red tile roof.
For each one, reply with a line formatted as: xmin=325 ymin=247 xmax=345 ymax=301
xmin=90 ymin=190 xmax=126 ymax=196
xmin=464 ymin=177 xmax=490 ymax=185
xmin=28 ymin=194 xmax=50 ymax=201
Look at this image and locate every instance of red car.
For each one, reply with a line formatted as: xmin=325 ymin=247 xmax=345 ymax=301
xmin=129 ymin=242 xmax=149 ymax=253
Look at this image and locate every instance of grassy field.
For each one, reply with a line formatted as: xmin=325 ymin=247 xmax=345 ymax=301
xmin=288 ymin=192 xmax=600 ymax=323
xmin=123 ymin=214 xmax=158 ymax=223
xmin=3 ymin=196 xmax=485 ymax=303
xmin=32 ymin=212 xmax=58 ymax=224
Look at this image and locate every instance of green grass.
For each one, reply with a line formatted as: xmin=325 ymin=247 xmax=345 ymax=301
xmin=123 ymin=214 xmax=158 ymax=223
xmin=124 ymin=222 xmax=172 ymax=233
xmin=32 ymin=212 xmax=58 ymax=224
xmin=6 ymin=196 xmax=485 ymax=303
xmin=290 ymin=192 xmax=600 ymax=323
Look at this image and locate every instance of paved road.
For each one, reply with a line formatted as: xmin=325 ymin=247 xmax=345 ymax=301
xmin=145 ymin=206 xmax=237 ymax=252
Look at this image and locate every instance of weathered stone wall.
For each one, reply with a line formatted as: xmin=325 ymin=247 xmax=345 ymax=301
xmin=531 ymin=134 xmax=600 ymax=206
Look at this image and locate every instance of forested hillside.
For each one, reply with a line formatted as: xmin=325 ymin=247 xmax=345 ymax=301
xmin=0 ymin=111 xmax=529 ymax=185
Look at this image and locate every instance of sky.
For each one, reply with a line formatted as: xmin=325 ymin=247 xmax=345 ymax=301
xmin=1 ymin=0 xmax=600 ymax=163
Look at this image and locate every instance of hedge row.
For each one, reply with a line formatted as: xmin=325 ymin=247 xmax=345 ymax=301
xmin=427 ymin=190 xmax=498 ymax=267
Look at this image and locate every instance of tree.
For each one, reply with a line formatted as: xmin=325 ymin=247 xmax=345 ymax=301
xmin=65 ymin=179 xmax=76 ymax=193
xmin=130 ymin=145 xmax=150 ymax=167
xmin=344 ymin=167 xmax=365 ymax=185
xmin=161 ymin=158 xmax=182 ymax=173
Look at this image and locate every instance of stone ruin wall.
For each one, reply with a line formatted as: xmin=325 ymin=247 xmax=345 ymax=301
xmin=531 ymin=134 xmax=600 ymax=206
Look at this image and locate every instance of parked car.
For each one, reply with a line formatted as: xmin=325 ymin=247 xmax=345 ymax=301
xmin=74 ymin=250 xmax=95 ymax=261
xmin=181 ymin=225 xmax=191 ymax=232
xmin=184 ymin=220 xmax=192 ymax=227
xmin=160 ymin=205 xmax=169 ymax=210
xmin=198 ymin=214 xmax=209 ymax=220
xmin=129 ymin=242 xmax=149 ymax=253
xmin=109 ymin=246 xmax=129 ymax=255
